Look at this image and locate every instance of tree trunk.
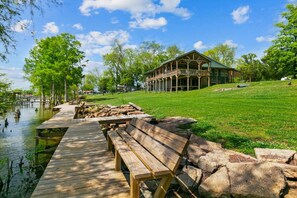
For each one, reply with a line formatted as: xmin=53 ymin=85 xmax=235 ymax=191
xmin=51 ymin=80 xmax=55 ymax=106
xmin=64 ymin=77 xmax=68 ymax=102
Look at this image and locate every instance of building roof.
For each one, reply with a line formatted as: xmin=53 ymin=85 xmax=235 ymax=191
xmin=145 ymin=50 xmax=234 ymax=74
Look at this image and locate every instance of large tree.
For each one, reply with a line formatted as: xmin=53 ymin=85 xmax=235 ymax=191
xmin=236 ymin=53 xmax=269 ymax=82
xmin=0 ymin=0 xmax=60 ymax=62
xmin=204 ymin=44 xmax=236 ymax=67
xmin=263 ymin=4 xmax=297 ymax=79
xmin=0 ymin=74 xmax=11 ymax=112
xmin=24 ymin=33 xmax=85 ymax=104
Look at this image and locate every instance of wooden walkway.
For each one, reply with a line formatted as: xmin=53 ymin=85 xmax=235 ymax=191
xmin=32 ymin=104 xmax=131 ymax=197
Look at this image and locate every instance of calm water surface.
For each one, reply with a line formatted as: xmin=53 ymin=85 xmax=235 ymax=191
xmin=0 ymin=103 xmax=55 ymax=198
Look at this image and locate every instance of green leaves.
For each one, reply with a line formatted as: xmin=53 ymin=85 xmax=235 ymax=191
xmin=102 ymin=40 xmax=184 ymax=92
xmin=23 ymin=33 xmax=85 ymax=103
xmin=263 ymin=3 xmax=297 ymax=79
xmin=236 ymin=53 xmax=268 ymax=82
xmin=204 ymin=44 xmax=236 ymax=67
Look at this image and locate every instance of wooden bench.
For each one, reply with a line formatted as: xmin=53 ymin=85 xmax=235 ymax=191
xmin=107 ymin=118 xmax=189 ymax=198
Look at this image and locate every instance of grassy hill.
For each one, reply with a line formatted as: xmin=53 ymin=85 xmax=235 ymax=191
xmin=86 ymin=80 xmax=297 ymax=154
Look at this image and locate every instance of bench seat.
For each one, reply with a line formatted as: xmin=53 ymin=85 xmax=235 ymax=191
xmin=107 ymin=118 xmax=189 ymax=198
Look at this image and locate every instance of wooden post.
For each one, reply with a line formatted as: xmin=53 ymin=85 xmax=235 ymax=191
xmin=170 ymin=77 xmax=172 ymax=92
xmin=115 ymin=150 xmax=121 ymax=171
xmin=187 ymin=77 xmax=189 ymax=91
xmin=176 ymin=76 xmax=178 ymax=92
xmin=130 ymin=175 xmax=140 ymax=198
xmin=165 ymin=77 xmax=168 ymax=92
xmin=216 ymin=69 xmax=219 ymax=84
xmin=154 ymin=174 xmax=173 ymax=198
xmin=198 ymin=77 xmax=201 ymax=89
xmin=107 ymin=136 xmax=113 ymax=151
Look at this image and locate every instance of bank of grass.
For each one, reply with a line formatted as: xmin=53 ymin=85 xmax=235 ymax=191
xmin=86 ymin=80 xmax=297 ymax=154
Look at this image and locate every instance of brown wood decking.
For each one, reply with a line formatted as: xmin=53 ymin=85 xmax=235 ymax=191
xmin=32 ymin=103 xmax=151 ymax=198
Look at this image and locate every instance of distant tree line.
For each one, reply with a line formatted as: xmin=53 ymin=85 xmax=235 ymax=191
xmin=84 ymin=41 xmax=184 ymax=93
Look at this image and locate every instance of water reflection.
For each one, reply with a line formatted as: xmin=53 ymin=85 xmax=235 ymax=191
xmin=0 ymin=102 xmax=55 ymax=198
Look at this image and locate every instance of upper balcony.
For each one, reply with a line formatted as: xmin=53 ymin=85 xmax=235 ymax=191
xmin=146 ymin=69 xmax=211 ymax=81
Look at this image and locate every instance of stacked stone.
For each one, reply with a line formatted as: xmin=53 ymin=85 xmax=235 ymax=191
xmin=81 ymin=104 xmax=145 ymax=118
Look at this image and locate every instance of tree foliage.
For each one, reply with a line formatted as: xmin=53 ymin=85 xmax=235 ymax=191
xmin=101 ymin=41 xmax=184 ymax=93
xmin=236 ymin=53 xmax=269 ymax=82
xmin=262 ymin=4 xmax=297 ymax=79
xmin=204 ymin=44 xmax=236 ymax=67
xmin=0 ymin=0 xmax=61 ymax=62
xmin=23 ymin=33 xmax=85 ymax=104
xmin=0 ymin=73 xmax=11 ymax=112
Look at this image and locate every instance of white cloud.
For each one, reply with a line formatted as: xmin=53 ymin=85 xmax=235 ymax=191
xmin=224 ymin=40 xmax=238 ymax=48
xmin=193 ymin=41 xmax=207 ymax=50
xmin=0 ymin=66 xmax=30 ymax=89
xmin=43 ymin=22 xmax=59 ymax=34
xmin=11 ymin=19 xmax=32 ymax=33
xmin=111 ymin=17 xmax=119 ymax=24
xmin=231 ymin=5 xmax=250 ymax=24
xmin=77 ymin=30 xmax=130 ymax=56
xmin=84 ymin=61 xmax=104 ymax=73
xmin=73 ymin=23 xmax=83 ymax=30
xmin=256 ymin=36 xmax=274 ymax=42
xmin=79 ymin=0 xmax=191 ymax=20
xmin=129 ymin=17 xmax=167 ymax=29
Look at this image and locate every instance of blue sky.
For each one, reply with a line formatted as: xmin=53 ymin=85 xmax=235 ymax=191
xmin=0 ymin=0 xmax=294 ymax=89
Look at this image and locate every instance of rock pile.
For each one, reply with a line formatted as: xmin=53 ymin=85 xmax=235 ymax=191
xmin=77 ymin=103 xmax=145 ymax=118
xmin=175 ymin=134 xmax=297 ymax=198
xmin=142 ymin=117 xmax=297 ymax=198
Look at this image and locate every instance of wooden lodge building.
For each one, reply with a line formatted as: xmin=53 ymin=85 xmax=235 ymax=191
xmin=145 ymin=50 xmax=236 ymax=92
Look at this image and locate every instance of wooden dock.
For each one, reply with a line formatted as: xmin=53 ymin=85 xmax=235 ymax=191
xmin=32 ymin=103 xmax=145 ymax=197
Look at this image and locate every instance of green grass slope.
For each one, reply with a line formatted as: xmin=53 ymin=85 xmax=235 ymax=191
xmin=86 ymin=80 xmax=297 ymax=154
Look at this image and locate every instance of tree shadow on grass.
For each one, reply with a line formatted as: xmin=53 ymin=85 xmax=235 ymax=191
xmin=190 ymin=123 xmax=215 ymax=134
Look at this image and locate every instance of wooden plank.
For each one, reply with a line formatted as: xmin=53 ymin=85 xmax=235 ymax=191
xmin=33 ymin=118 xmax=130 ymax=198
xmin=130 ymin=118 xmax=188 ymax=155
xmin=118 ymin=130 xmax=170 ymax=176
xmin=126 ymin=125 xmax=181 ymax=172
xmin=108 ymin=131 xmax=151 ymax=179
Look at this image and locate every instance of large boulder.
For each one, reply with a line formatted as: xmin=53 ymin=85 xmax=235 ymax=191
xmin=198 ymin=167 xmax=231 ymax=198
xmin=270 ymin=163 xmax=297 ymax=179
xmin=177 ymin=165 xmax=202 ymax=192
xmin=227 ymin=162 xmax=287 ymax=198
xmin=189 ymin=134 xmax=222 ymax=153
xmin=254 ymin=148 xmax=296 ymax=164
xmin=197 ymin=149 xmax=257 ymax=173
xmin=187 ymin=143 xmax=207 ymax=166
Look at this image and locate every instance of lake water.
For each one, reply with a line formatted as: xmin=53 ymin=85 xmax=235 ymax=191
xmin=0 ymin=102 xmax=55 ymax=198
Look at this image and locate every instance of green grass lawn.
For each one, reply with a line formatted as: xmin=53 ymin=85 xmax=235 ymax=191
xmin=86 ymin=80 xmax=297 ymax=154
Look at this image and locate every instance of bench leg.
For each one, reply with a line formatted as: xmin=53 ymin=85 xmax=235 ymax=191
xmin=154 ymin=174 xmax=173 ymax=198
xmin=130 ymin=175 xmax=140 ymax=198
xmin=115 ymin=149 xmax=121 ymax=171
xmin=107 ymin=135 xmax=113 ymax=151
